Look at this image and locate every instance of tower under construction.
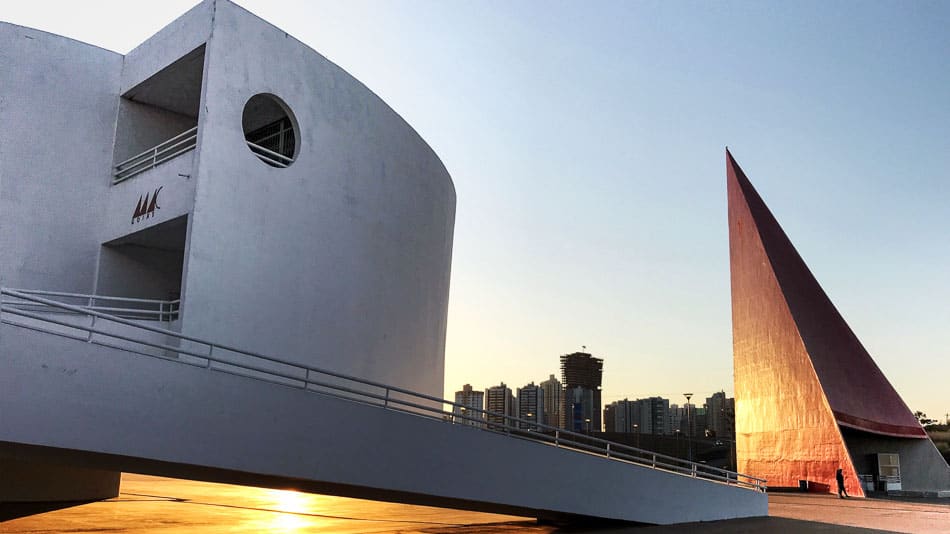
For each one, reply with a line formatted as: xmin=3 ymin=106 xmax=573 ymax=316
xmin=559 ymin=352 xmax=603 ymax=432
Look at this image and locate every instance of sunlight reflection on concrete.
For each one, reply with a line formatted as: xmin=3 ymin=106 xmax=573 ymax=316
xmin=3 ymin=473 xmax=542 ymax=533
xmin=8 ymin=473 xmax=946 ymax=533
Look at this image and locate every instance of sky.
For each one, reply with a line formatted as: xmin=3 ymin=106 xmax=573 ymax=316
xmin=4 ymin=1 xmax=949 ymax=423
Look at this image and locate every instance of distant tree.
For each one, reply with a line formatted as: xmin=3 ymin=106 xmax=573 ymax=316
xmin=915 ymin=411 xmax=936 ymax=426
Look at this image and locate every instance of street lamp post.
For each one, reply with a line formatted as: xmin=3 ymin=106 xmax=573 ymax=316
xmin=633 ymin=423 xmax=640 ymax=449
xmin=684 ymin=393 xmax=693 ymax=463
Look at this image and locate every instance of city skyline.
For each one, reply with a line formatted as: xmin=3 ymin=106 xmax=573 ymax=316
xmin=3 ymin=1 xmax=948 ymax=420
xmin=452 ymin=359 xmax=735 ymax=436
xmin=450 ymin=352 xmax=737 ymax=415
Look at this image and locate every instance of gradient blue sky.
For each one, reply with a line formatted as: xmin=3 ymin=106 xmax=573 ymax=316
xmin=5 ymin=1 xmax=948 ymax=422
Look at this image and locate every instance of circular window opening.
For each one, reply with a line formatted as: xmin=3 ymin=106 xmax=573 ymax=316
xmin=242 ymin=94 xmax=298 ymax=168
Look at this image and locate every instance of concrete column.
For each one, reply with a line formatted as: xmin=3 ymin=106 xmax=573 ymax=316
xmin=0 ymin=458 xmax=120 ymax=502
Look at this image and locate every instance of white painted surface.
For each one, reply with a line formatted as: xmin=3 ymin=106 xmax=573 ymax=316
xmin=181 ymin=0 xmax=455 ymax=397
xmin=0 ymin=23 xmax=121 ymax=292
xmin=2 ymin=0 xmax=454 ymax=400
xmin=100 ymin=153 xmax=196 ymax=244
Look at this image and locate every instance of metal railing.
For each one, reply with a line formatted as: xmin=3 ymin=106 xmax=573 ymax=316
xmin=0 ymin=287 xmax=766 ymax=493
xmin=113 ymin=126 xmax=198 ymax=184
xmin=246 ymin=140 xmax=294 ymax=168
xmin=2 ymin=289 xmax=179 ymax=323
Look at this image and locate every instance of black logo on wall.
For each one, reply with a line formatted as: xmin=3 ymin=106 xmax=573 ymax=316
xmin=132 ymin=187 xmax=162 ymax=224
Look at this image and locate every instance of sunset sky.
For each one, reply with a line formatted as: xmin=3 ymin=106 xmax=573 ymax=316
xmin=5 ymin=0 xmax=949 ymax=422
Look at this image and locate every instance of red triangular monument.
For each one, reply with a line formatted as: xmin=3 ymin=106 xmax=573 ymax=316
xmin=727 ymin=149 xmax=947 ymax=496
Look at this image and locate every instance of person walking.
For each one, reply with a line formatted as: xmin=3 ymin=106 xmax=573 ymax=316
xmin=836 ymin=468 xmax=849 ymax=499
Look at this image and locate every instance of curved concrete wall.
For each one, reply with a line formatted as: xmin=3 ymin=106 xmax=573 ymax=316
xmin=2 ymin=0 xmax=453 ymax=504
xmin=0 ymin=23 xmax=121 ymax=292
xmin=180 ymin=1 xmax=455 ymax=397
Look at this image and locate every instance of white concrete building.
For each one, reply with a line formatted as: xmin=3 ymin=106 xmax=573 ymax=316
xmin=1 ymin=0 xmax=453 ymax=502
xmin=1 ymin=0 xmax=455 ymax=397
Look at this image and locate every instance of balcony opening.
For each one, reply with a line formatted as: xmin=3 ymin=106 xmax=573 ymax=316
xmin=243 ymin=94 xmax=298 ymax=168
xmin=112 ymin=45 xmax=205 ymax=184
xmin=96 ymin=215 xmax=188 ymax=324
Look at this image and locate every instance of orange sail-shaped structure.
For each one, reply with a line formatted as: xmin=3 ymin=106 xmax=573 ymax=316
xmin=727 ymin=150 xmax=949 ymax=496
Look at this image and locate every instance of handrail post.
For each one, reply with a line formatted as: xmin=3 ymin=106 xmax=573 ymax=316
xmin=606 ymin=443 xmax=611 ymax=458
xmin=206 ymin=345 xmax=214 ymax=368
xmin=652 ymin=454 xmax=656 ymax=468
xmin=384 ymin=388 xmax=390 ymax=408
xmin=87 ymin=315 xmax=96 ymax=342
xmin=555 ymin=430 xmax=559 ymax=447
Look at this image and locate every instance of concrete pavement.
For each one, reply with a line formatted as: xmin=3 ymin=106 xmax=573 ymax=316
xmin=3 ymin=475 xmax=948 ymax=533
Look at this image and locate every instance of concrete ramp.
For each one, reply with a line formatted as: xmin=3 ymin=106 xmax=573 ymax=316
xmin=0 ymin=290 xmax=767 ymax=524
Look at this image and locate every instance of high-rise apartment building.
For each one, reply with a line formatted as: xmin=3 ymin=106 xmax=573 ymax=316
xmin=516 ymin=382 xmax=545 ymax=431
xmin=564 ymin=386 xmax=596 ymax=433
xmin=605 ymin=397 xmax=669 ymax=435
xmin=668 ymin=404 xmax=682 ymax=436
xmin=539 ymin=374 xmax=561 ymax=429
xmin=692 ymin=407 xmax=707 ymax=437
xmin=677 ymin=403 xmax=700 ymax=437
xmin=636 ymin=397 xmax=670 ymax=435
xmin=704 ymin=391 xmax=735 ymax=438
xmin=453 ymin=384 xmax=484 ymax=428
xmin=605 ymin=399 xmax=631 ymax=433
xmin=559 ymin=352 xmax=603 ymax=432
xmin=485 ymin=383 xmax=516 ymax=430
xmin=670 ymin=404 xmax=702 ymax=436
xmin=604 ymin=401 xmax=621 ymax=433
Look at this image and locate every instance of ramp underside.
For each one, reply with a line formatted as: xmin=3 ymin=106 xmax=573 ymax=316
xmin=0 ymin=323 xmax=766 ymax=524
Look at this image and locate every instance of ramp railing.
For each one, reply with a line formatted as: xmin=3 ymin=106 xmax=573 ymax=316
xmin=0 ymin=287 xmax=765 ymax=492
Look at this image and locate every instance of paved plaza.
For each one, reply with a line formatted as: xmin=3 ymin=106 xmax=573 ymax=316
xmin=2 ymin=474 xmax=948 ymax=533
